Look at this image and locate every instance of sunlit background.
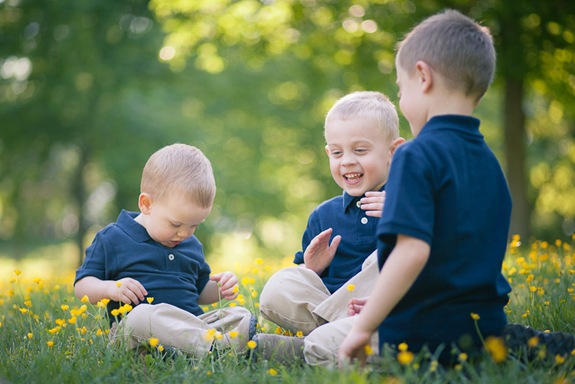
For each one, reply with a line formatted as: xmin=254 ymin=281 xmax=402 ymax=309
xmin=1 ymin=0 xmax=574 ymax=279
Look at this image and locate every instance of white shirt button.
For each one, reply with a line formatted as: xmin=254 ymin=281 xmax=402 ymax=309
xmin=168 ymin=254 xmax=175 ymax=261
xmin=361 ymin=217 xmax=368 ymax=224
xmin=356 ymin=201 xmax=362 ymax=208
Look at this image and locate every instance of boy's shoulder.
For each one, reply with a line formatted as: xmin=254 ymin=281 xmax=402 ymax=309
xmin=313 ymin=194 xmax=344 ymax=214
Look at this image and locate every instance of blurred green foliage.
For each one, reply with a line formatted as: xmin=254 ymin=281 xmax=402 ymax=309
xmin=0 ymin=0 xmax=574 ymax=266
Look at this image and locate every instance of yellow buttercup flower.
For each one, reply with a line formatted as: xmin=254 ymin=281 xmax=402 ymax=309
xmin=247 ymin=340 xmax=257 ymax=350
xmin=47 ymin=341 xmax=54 ymax=347
xmin=149 ymin=337 xmax=160 ymax=348
xmin=485 ymin=336 xmax=507 ymax=363
xmin=267 ymin=368 xmax=278 ymax=376
xmin=296 ymin=331 xmax=304 ymax=338
xmin=398 ymin=342 xmax=408 ymax=352
xmin=115 ymin=281 xmax=122 ymax=287
xmin=364 ymin=344 xmax=374 ymax=356
xmin=27 ymin=333 xmax=33 ymax=339
xmin=61 ymin=305 xmax=69 ymax=311
xmin=397 ymin=351 xmax=414 ymax=365
xmin=470 ymin=313 xmax=480 ymax=321
xmin=528 ymin=336 xmax=539 ymax=347
xmin=346 ymin=284 xmax=356 ymax=292
xmin=81 ymin=295 xmax=90 ymax=303
xmin=229 ymin=331 xmax=239 ymax=339
xmin=147 ymin=297 xmax=154 ymax=304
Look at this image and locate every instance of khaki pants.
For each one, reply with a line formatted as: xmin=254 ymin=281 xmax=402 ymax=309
xmin=259 ymin=251 xmax=380 ymax=367
xmin=114 ymin=303 xmax=253 ymax=357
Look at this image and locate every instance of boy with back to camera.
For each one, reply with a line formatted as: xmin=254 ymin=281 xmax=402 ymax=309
xmin=256 ymin=91 xmax=405 ymax=363
xmin=74 ymin=143 xmax=256 ymax=357
xmin=339 ymin=10 xmax=512 ymax=365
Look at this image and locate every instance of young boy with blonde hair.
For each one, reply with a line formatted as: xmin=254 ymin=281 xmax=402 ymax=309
xmin=256 ymin=91 xmax=405 ymax=364
xmin=75 ymin=143 xmax=255 ymax=357
xmin=339 ymin=10 xmax=512 ymax=365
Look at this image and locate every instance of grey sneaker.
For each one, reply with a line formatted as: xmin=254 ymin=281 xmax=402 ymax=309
xmin=251 ymin=333 xmax=305 ymax=364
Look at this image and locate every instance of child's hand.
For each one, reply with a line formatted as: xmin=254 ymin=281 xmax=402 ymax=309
xmin=347 ymin=297 xmax=368 ymax=316
xmin=110 ymin=277 xmax=147 ymax=305
xmin=304 ymin=228 xmax=341 ymax=275
xmin=360 ymin=191 xmax=385 ymax=218
xmin=210 ymin=272 xmax=239 ymax=300
xmin=338 ymin=328 xmax=372 ymax=368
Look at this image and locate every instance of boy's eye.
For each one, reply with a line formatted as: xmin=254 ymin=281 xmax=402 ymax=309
xmin=354 ymin=148 xmax=367 ymax=154
xmin=330 ymin=150 xmax=342 ymax=157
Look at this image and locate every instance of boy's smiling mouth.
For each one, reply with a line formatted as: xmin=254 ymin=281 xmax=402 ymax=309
xmin=344 ymin=172 xmax=363 ymax=184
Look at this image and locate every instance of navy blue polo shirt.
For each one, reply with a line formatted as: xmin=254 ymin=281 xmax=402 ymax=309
xmin=75 ymin=210 xmax=211 ymax=320
xmin=294 ymin=188 xmax=382 ymax=293
xmin=376 ymin=115 xmax=512 ymax=361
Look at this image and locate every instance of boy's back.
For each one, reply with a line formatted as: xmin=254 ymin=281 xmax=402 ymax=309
xmin=377 ymin=114 xmax=511 ymax=357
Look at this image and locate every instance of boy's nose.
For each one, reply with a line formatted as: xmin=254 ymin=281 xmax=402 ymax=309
xmin=341 ymin=153 xmax=357 ymax=166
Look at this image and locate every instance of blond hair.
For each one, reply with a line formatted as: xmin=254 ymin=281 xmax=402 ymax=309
xmin=396 ymin=9 xmax=495 ymax=101
xmin=140 ymin=143 xmax=216 ymax=208
xmin=325 ymin=91 xmax=399 ymax=141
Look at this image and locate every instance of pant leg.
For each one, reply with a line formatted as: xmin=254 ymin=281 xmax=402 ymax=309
xmin=200 ymin=306 xmax=254 ymax=352
xmin=313 ymin=251 xmax=379 ymax=322
xmin=304 ymin=315 xmax=379 ymax=368
xmin=118 ymin=303 xmax=212 ymax=357
xmin=259 ymin=266 xmax=330 ymax=335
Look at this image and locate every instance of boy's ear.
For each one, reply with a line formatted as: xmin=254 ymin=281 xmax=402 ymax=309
xmin=389 ymin=137 xmax=406 ymax=156
xmin=325 ymin=145 xmax=330 ymax=157
xmin=138 ymin=193 xmax=153 ymax=214
xmin=415 ymin=60 xmax=433 ymax=93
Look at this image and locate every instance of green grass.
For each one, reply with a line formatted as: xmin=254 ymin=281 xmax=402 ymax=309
xmin=1 ymin=237 xmax=574 ymax=383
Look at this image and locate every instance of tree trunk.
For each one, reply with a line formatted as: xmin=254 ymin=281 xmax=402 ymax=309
xmin=503 ymin=79 xmax=531 ymax=239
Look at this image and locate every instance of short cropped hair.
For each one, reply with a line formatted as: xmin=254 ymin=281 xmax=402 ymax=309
xmin=396 ymin=9 xmax=496 ymax=101
xmin=140 ymin=143 xmax=216 ymax=208
xmin=325 ymin=91 xmax=399 ymax=141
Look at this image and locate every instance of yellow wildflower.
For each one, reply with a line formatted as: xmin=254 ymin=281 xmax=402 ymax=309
xmin=397 ymin=351 xmax=414 ymax=365
xmin=149 ymin=337 xmax=160 ymax=348
xmin=267 ymin=368 xmax=278 ymax=376
xmin=247 ymin=340 xmax=257 ymax=350
xmin=347 ymin=284 xmax=356 ymax=292
xmin=364 ymin=344 xmax=374 ymax=356
xmin=14 ymin=269 xmax=22 ymax=276
xmin=398 ymin=342 xmax=408 ymax=352
xmin=115 ymin=281 xmax=122 ymax=287
xmin=47 ymin=341 xmax=54 ymax=347
xmin=19 ymin=308 xmax=28 ymax=314
xmin=81 ymin=295 xmax=90 ymax=303
xmin=296 ymin=331 xmax=304 ymax=338
xmin=470 ymin=313 xmax=480 ymax=321
xmin=485 ymin=336 xmax=507 ymax=363
xmin=61 ymin=305 xmax=69 ymax=311
xmin=27 ymin=333 xmax=33 ymax=339
xmin=555 ymin=354 xmax=565 ymax=365
xmin=146 ymin=297 xmax=154 ymax=304
xmin=528 ymin=336 xmax=539 ymax=348
xmin=229 ymin=331 xmax=239 ymax=339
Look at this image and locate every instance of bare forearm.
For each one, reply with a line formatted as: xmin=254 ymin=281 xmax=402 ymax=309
xmin=74 ymin=276 xmax=115 ymax=304
xmin=198 ymin=281 xmax=220 ymax=304
xmin=352 ymin=235 xmax=430 ymax=334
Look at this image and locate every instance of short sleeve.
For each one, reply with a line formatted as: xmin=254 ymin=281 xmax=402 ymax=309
xmin=377 ymin=144 xmax=436 ymax=246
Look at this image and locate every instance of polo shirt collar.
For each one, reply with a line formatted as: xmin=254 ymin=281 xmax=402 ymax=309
xmin=342 ymin=184 xmax=386 ymax=212
xmin=420 ymin=115 xmax=482 ymax=139
xmin=117 ymin=210 xmax=151 ymax=243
